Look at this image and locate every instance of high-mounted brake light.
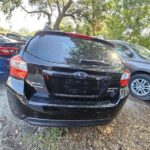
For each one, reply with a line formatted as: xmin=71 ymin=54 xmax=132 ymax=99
xmin=66 ymin=33 xmax=92 ymax=40
xmin=0 ymin=47 xmax=18 ymax=56
xmin=10 ymin=55 xmax=28 ymax=79
xmin=120 ymin=70 xmax=131 ymax=87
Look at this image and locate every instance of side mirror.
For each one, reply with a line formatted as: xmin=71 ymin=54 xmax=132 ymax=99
xmin=124 ymin=50 xmax=133 ymax=57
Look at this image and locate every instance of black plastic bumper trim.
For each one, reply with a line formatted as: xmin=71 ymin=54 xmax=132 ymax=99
xmin=24 ymin=117 xmax=112 ymax=127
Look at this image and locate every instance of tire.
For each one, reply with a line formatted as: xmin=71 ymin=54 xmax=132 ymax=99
xmin=129 ymin=74 xmax=150 ymax=101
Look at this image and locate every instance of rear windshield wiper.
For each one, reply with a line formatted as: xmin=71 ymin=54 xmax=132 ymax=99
xmin=79 ymin=59 xmax=111 ymax=67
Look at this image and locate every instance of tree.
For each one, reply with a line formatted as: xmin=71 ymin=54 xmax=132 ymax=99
xmin=104 ymin=0 xmax=150 ymax=48
xmin=1 ymin=0 xmax=149 ymax=49
xmin=0 ymin=0 xmax=83 ymax=30
xmin=74 ymin=0 xmax=108 ymax=36
xmin=19 ymin=27 xmax=34 ymax=35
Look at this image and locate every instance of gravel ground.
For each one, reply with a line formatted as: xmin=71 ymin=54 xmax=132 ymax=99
xmin=0 ymin=83 xmax=149 ymax=150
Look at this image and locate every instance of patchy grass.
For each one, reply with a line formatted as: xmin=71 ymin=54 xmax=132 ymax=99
xmin=21 ymin=128 xmax=68 ymax=150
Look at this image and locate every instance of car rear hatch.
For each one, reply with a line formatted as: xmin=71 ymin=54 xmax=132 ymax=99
xmin=42 ymin=67 xmax=121 ymax=99
xmin=22 ymin=32 xmax=125 ymax=102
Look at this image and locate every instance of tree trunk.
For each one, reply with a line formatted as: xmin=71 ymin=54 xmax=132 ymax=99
xmin=53 ymin=14 xmax=64 ymax=30
xmin=53 ymin=0 xmax=73 ymax=30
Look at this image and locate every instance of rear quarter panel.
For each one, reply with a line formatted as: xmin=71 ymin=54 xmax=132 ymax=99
xmin=123 ymin=60 xmax=150 ymax=74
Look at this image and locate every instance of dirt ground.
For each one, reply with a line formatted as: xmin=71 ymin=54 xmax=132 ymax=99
xmin=0 ymin=83 xmax=149 ymax=150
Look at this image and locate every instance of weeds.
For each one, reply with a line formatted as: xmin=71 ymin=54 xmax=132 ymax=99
xmin=21 ymin=128 xmax=68 ymax=150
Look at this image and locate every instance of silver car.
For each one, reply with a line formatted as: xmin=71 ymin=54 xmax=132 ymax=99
xmin=111 ymin=40 xmax=150 ymax=101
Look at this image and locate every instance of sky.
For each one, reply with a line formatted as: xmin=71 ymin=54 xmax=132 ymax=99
xmin=0 ymin=8 xmax=48 ymax=32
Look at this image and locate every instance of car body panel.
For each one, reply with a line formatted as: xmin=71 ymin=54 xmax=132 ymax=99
xmin=5 ymin=33 xmax=29 ymax=42
xmin=7 ymin=77 xmax=128 ymax=127
xmin=110 ymin=40 xmax=150 ymax=74
xmin=7 ymin=31 xmax=129 ymax=127
xmin=0 ymin=35 xmax=25 ymax=81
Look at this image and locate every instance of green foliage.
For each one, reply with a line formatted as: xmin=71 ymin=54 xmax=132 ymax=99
xmin=75 ymin=0 xmax=150 ymax=49
xmin=138 ymin=37 xmax=150 ymax=49
xmin=103 ymin=0 xmax=150 ymax=48
xmin=0 ymin=0 xmax=149 ymax=48
xmin=0 ymin=27 xmax=11 ymax=34
xmin=75 ymin=0 xmax=108 ymax=35
xmin=19 ymin=27 xmax=34 ymax=36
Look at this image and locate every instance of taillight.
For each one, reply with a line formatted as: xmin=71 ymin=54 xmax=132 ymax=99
xmin=0 ymin=47 xmax=18 ymax=56
xmin=10 ymin=55 xmax=28 ymax=79
xmin=120 ymin=70 xmax=131 ymax=87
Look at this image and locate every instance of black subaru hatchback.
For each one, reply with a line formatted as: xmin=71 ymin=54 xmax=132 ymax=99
xmin=7 ymin=31 xmax=130 ymax=127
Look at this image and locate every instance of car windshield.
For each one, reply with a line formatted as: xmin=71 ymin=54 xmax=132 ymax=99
xmin=130 ymin=44 xmax=150 ymax=60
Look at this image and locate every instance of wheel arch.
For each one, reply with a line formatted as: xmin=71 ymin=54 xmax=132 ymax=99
xmin=131 ymin=71 xmax=150 ymax=77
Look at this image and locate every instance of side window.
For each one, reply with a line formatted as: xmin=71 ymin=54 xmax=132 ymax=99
xmin=115 ymin=44 xmax=129 ymax=58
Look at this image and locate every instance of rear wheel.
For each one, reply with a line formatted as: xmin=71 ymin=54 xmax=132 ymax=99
xmin=129 ymin=74 xmax=150 ymax=101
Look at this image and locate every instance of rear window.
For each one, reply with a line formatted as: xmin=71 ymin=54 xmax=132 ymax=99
xmin=26 ymin=34 xmax=123 ymax=70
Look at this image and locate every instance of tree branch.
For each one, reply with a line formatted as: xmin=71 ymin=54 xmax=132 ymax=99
xmin=19 ymin=3 xmax=52 ymax=25
xmin=20 ymin=4 xmax=50 ymax=16
xmin=63 ymin=0 xmax=73 ymax=13
xmin=64 ymin=13 xmax=75 ymax=19
xmin=47 ymin=0 xmax=53 ymax=14
xmin=53 ymin=0 xmax=73 ymax=30
xmin=56 ymin=0 xmax=61 ymax=15
xmin=65 ymin=9 xmax=82 ymax=16
xmin=61 ymin=0 xmax=65 ymax=7
xmin=64 ymin=9 xmax=83 ymax=21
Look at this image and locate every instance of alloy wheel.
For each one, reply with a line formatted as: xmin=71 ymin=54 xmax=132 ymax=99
xmin=131 ymin=78 xmax=150 ymax=96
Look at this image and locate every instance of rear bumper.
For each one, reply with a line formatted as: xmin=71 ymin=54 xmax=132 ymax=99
xmin=24 ymin=117 xmax=111 ymax=127
xmin=7 ymin=77 xmax=128 ymax=127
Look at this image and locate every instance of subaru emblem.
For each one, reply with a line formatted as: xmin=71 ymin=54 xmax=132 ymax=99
xmin=73 ymin=71 xmax=88 ymax=79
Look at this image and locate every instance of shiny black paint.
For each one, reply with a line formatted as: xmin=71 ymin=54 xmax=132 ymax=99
xmin=7 ymin=79 xmax=127 ymax=126
xmin=7 ymin=32 xmax=128 ymax=127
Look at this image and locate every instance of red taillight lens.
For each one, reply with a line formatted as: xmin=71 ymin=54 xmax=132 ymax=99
xmin=10 ymin=55 xmax=28 ymax=79
xmin=0 ymin=47 xmax=18 ymax=56
xmin=120 ymin=70 xmax=131 ymax=87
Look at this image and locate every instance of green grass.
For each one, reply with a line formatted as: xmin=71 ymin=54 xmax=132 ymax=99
xmin=21 ymin=128 xmax=68 ymax=150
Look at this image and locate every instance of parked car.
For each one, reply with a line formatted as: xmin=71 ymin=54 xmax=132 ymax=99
xmin=5 ymin=33 xmax=29 ymax=42
xmin=7 ymin=31 xmax=130 ymax=127
xmin=0 ymin=34 xmax=25 ymax=82
xmin=111 ymin=40 xmax=150 ymax=101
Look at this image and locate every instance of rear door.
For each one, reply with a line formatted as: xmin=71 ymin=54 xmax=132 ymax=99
xmin=23 ymin=33 xmax=124 ymax=100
